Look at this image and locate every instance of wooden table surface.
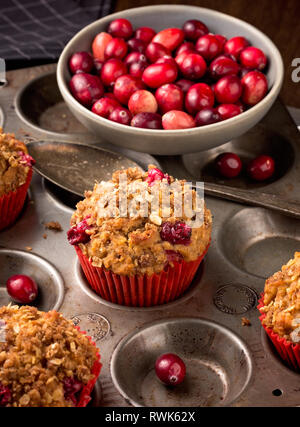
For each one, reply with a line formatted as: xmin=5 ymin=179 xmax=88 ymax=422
xmin=115 ymin=0 xmax=300 ymax=108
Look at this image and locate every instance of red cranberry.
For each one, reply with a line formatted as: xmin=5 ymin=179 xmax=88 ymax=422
xmin=175 ymin=79 xmax=194 ymax=93
xmin=195 ymin=34 xmax=222 ymax=61
xmin=103 ymin=92 xmax=119 ymax=102
xmin=145 ymin=42 xmax=171 ymax=63
xmin=131 ymin=112 xmax=162 ymax=129
xmin=142 ymin=63 xmax=178 ymax=88
xmin=127 ymin=38 xmax=146 ymax=53
xmin=179 ymin=53 xmax=207 ymax=80
xmin=105 ymin=38 xmax=128 ymax=60
xmin=241 ymin=71 xmax=268 ymax=106
xmin=224 ymin=36 xmax=250 ymax=59
xmin=0 ymin=383 xmax=11 ymax=407
xmin=247 ymin=155 xmax=275 ymax=181
xmin=156 ymin=56 xmax=177 ymax=67
xmin=6 ymin=274 xmax=38 ymax=304
xmin=185 ymin=83 xmax=214 ymax=115
xmin=113 ymin=74 xmax=145 ymax=105
xmin=165 ymin=250 xmax=184 ymax=263
xmin=92 ymin=32 xmax=113 ymax=61
xmin=129 ymin=62 xmax=148 ymax=79
xmin=175 ymin=52 xmax=190 ymax=68
xmin=215 ymin=34 xmax=227 ymax=49
xmin=94 ymin=58 xmax=104 ymax=73
xmin=152 ymin=28 xmax=185 ymax=51
xmin=175 ymin=42 xmax=195 ymax=56
xmin=209 ymin=55 xmax=240 ymax=79
xmin=146 ymin=167 xmax=170 ymax=185
xmin=240 ymin=47 xmax=267 ymax=71
xmin=155 ymin=84 xmax=184 ymax=114
xmin=69 ymin=73 xmax=104 ymax=107
xmin=100 ymin=58 xmax=127 ymax=87
xmin=124 ymin=52 xmax=148 ymax=66
xmin=107 ymin=18 xmax=133 ymax=40
xmin=195 ymin=108 xmax=221 ymax=126
xmin=109 ymin=107 xmax=132 ymax=125
xmin=182 ymin=19 xmax=209 ymax=41
xmin=135 ymin=26 xmax=156 ymax=44
xmin=160 ymin=220 xmax=192 ymax=245
xmin=162 ymin=110 xmax=195 ymax=130
xmin=155 ymin=353 xmax=186 ymax=386
xmin=67 ymin=218 xmax=91 ymax=245
xmin=128 ymin=90 xmax=158 ymax=115
xmin=216 ymin=103 xmax=242 ymax=120
xmin=69 ymin=51 xmax=94 ymax=74
xmin=214 ymin=75 xmax=242 ymax=104
xmin=92 ymin=97 xmax=120 ymax=118
xmin=63 ymin=377 xmax=83 ymax=405
xmin=216 ymin=152 xmax=242 ymax=178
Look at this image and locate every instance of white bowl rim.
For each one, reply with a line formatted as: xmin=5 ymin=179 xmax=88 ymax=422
xmin=57 ymin=4 xmax=284 ymax=136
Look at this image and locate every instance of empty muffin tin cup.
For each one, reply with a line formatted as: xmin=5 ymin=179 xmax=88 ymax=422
xmin=111 ymin=318 xmax=253 ymax=407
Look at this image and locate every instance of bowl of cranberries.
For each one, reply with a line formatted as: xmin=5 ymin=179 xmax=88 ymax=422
xmin=57 ymin=5 xmax=284 ymax=155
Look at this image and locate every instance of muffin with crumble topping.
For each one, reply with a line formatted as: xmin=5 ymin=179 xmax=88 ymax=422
xmin=67 ymin=165 xmax=212 ymax=307
xmin=0 ymin=305 xmax=101 ymax=407
xmin=0 ymin=129 xmax=35 ymax=231
xmin=258 ymin=252 xmax=300 ymax=371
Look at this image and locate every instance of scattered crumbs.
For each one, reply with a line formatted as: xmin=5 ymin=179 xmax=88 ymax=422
xmin=43 ymin=233 xmax=47 ymax=239
xmin=25 ymin=246 xmax=32 ymax=251
xmin=44 ymin=221 xmax=63 ymax=232
xmin=242 ymin=317 xmax=251 ymax=327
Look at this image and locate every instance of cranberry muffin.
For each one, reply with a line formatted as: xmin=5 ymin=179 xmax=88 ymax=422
xmin=68 ymin=165 xmax=212 ymax=307
xmin=0 ymin=305 xmax=101 ymax=407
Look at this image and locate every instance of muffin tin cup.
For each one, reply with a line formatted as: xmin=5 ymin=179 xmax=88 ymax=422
xmin=75 ymin=244 xmax=210 ymax=308
xmin=76 ymin=327 xmax=102 ymax=407
xmin=258 ymin=295 xmax=300 ymax=372
xmin=0 ymin=169 xmax=32 ymax=231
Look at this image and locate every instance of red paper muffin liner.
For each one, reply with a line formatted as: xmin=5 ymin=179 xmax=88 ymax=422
xmin=76 ymin=327 xmax=102 ymax=407
xmin=75 ymin=242 xmax=210 ymax=307
xmin=0 ymin=169 xmax=33 ymax=231
xmin=258 ymin=294 xmax=300 ymax=372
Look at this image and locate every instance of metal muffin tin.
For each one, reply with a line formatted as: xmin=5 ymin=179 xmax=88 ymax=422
xmin=1 ymin=63 xmax=300 ymax=406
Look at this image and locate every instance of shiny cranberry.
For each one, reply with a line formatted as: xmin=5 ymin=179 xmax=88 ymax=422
xmin=100 ymin=58 xmax=127 ymax=87
xmin=175 ymin=52 xmax=190 ymax=68
xmin=113 ymin=74 xmax=145 ymax=105
xmin=135 ymin=26 xmax=156 ymax=44
xmin=6 ymin=274 xmax=38 ymax=304
xmin=216 ymin=152 xmax=242 ymax=178
xmin=152 ymin=28 xmax=185 ymax=51
xmin=63 ymin=377 xmax=83 ymax=405
xmin=145 ymin=42 xmax=171 ymax=63
xmin=175 ymin=79 xmax=194 ymax=93
xmin=103 ymin=92 xmax=119 ymax=102
xmin=195 ymin=108 xmax=221 ymax=126
xmin=107 ymin=18 xmax=133 ymax=40
xmin=146 ymin=167 xmax=170 ymax=185
xmin=155 ymin=84 xmax=184 ymax=114
xmin=67 ymin=218 xmax=91 ymax=245
xmin=69 ymin=73 xmax=104 ymax=107
xmin=127 ymin=38 xmax=146 ymax=53
xmin=131 ymin=112 xmax=162 ymax=129
xmin=165 ymin=250 xmax=184 ymax=263
xmin=128 ymin=90 xmax=158 ymax=115
xmin=185 ymin=83 xmax=214 ymax=115
xmin=155 ymin=56 xmax=177 ymax=67
xmin=209 ymin=55 xmax=240 ymax=79
xmin=129 ymin=62 xmax=148 ymax=79
xmin=216 ymin=103 xmax=242 ymax=120
xmin=224 ymin=36 xmax=250 ymax=59
xmin=215 ymin=34 xmax=227 ymax=49
xmin=182 ymin=19 xmax=209 ymax=41
xmin=92 ymin=97 xmax=120 ymax=118
xmin=240 ymin=46 xmax=267 ymax=71
xmin=247 ymin=155 xmax=275 ymax=181
xmin=109 ymin=107 xmax=132 ymax=125
xmin=104 ymin=38 xmax=128 ymax=60
xmin=124 ymin=52 xmax=148 ymax=66
xmin=18 ymin=152 xmax=35 ymax=167
xmin=175 ymin=42 xmax=195 ymax=56
xmin=155 ymin=353 xmax=186 ymax=386
xmin=179 ymin=53 xmax=207 ymax=80
xmin=195 ymin=34 xmax=222 ymax=61
xmin=0 ymin=383 xmax=11 ymax=407
xmin=214 ymin=75 xmax=242 ymax=104
xmin=160 ymin=221 xmax=192 ymax=245
xmin=92 ymin=32 xmax=113 ymax=61
xmin=142 ymin=63 xmax=178 ymax=88
xmin=162 ymin=110 xmax=195 ymax=130
xmin=241 ymin=71 xmax=268 ymax=106
xmin=69 ymin=51 xmax=94 ymax=75
xmin=93 ymin=58 xmax=104 ymax=73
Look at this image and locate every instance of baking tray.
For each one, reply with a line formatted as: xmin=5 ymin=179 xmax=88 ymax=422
xmin=0 ymin=63 xmax=300 ymax=407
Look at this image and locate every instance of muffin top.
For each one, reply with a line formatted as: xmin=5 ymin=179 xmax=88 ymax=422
xmin=0 ymin=305 xmax=99 ymax=407
xmin=260 ymin=252 xmax=300 ymax=341
xmin=68 ymin=165 xmax=212 ymax=276
xmin=0 ymin=129 xmax=34 ymax=196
